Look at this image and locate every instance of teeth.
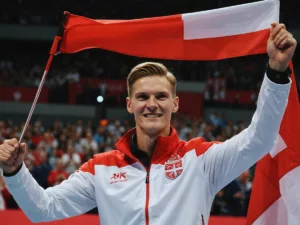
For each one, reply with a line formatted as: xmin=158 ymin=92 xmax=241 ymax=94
xmin=145 ymin=114 xmax=160 ymax=118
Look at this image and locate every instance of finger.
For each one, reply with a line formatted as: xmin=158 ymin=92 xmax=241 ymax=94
xmin=274 ymin=29 xmax=287 ymax=44
xmin=280 ymin=38 xmax=296 ymax=50
xmin=3 ymin=143 xmax=19 ymax=157
xmin=1 ymin=143 xmax=19 ymax=161
xmin=12 ymin=143 xmax=21 ymax=155
xmin=276 ymin=34 xmax=296 ymax=48
xmin=3 ymin=142 xmax=15 ymax=152
xmin=15 ymin=143 xmax=26 ymax=165
xmin=0 ymin=152 xmax=14 ymax=165
xmin=0 ymin=151 xmax=11 ymax=161
xmin=4 ymin=143 xmax=19 ymax=154
xmin=1 ymin=145 xmax=13 ymax=155
xmin=19 ymin=143 xmax=26 ymax=154
xmin=4 ymin=138 xmax=19 ymax=146
xmin=270 ymin=23 xmax=286 ymax=41
xmin=276 ymin=33 xmax=290 ymax=47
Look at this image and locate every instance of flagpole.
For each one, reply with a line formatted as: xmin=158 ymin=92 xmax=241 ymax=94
xmin=18 ymin=13 xmax=69 ymax=144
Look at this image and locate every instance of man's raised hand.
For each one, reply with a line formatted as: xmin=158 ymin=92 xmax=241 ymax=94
xmin=268 ymin=23 xmax=297 ymax=71
xmin=0 ymin=138 xmax=26 ymax=174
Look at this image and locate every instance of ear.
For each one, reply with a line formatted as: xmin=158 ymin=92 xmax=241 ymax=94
xmin=126 ymin=97 xmax=134 ymax=114
xmin=172 ymin=96 xmax=179 ymax=113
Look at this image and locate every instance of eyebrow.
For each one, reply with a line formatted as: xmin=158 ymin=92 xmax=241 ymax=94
xmin=135 ymin=91 xmax=169 ymax=96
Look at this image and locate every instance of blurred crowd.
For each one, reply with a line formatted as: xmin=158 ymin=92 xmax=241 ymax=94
xmin=1 ymin=41 xmax=280 ymax=108
xmin=0 ymin=113 xmax=254 ymax=216
xmin=1 ymin=46 xmax=299 ymax=107
xmin=0 ymin=42 xmax=269 ymax=87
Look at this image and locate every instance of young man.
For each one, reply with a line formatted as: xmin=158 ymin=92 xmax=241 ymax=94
xmin=0 ymin=23 xmax=297 ymax=225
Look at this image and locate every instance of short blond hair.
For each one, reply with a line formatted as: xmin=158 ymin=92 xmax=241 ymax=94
xmin=127 ymin=62 xmax=176 ymax=97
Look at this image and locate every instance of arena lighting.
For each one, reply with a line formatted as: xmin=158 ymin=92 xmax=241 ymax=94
xmin=97 ymin=96 xmax=104 ymax=103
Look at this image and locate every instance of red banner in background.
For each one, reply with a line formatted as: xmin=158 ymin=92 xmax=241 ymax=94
xmin=80 ymin=77 xmax=127 ymax=96
xmin=0 ymin=210 xmax=246 ymax=225
xmin=0 ymin=86 xmax=49 ymax=103
xmin=68 ymin=79 xmax=127 ymax=104
xmin=177 ymin=92 xmax=203 ymax=117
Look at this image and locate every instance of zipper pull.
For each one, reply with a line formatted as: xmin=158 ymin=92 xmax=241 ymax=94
xmin=145 ymin=173 xmax=149 ymax=183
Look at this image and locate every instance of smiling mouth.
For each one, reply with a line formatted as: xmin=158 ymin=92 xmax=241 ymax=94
xmin=143 ymin=113 xmax=163 ymax=118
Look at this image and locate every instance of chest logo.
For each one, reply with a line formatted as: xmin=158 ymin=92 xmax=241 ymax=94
xmin=110 ymin=172 xmax=128 ymax=184
xmin=165 ymin=153 xmax=183 ymax=180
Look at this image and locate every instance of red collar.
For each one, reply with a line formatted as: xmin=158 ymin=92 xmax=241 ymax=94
xmin=115 ymin=126 xmax=181 ymax=164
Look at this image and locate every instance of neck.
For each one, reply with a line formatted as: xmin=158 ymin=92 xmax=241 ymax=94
xmin=135 ymin=126 xmax=170 ymax=157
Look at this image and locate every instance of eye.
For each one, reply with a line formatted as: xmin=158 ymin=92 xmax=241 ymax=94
xmin=137 ymin=94 xmax=148 ymax=100
xmin=157 ymin=94 xmax=168 ymax=100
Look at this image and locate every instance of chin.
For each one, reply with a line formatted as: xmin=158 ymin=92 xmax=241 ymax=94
xmin=142 ymin=123 xmax=167 ymax=136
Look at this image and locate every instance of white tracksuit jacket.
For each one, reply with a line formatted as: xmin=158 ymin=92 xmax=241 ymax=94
xmin=3 ymin=74 xmax=291 ymax=225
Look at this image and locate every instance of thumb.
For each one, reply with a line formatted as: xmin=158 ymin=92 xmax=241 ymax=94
xmin=15 ymin=143 xmax=27 ymax=166
xmin=19 ymin=143 xmax=27 ymax=155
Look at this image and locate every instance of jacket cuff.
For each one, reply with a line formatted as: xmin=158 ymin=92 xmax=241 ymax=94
xmin=266 ymin=63 xmax=292 ymax=84
xmin=2 ymin=163 xmax=23 ymax=177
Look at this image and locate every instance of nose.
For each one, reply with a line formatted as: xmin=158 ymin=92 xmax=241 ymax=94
xmin=147 ymin=96 xmax=158 ymax=111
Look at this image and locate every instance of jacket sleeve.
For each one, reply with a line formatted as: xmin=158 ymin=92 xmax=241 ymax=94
xmin=201 ymin=74 xmax=291 ymax=193
xmin=2 ymin=160 xmax=96 ymax=223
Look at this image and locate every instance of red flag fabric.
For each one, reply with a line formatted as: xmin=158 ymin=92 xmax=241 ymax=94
xmin=246 ymin=63 xmax=300 ymax=225
xmin=59 ymin=0 xmax=279 ymax=60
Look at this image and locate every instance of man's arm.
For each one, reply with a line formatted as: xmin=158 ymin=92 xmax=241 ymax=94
xmin=200 ymin=23 xmax=297 ymax=193
xmin=2 ymin=159 xmax=96 ymax=223
xmin=0 ymin=138 xmax=97 ymax=223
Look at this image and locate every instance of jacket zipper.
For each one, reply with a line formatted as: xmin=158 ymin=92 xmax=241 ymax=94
xmin=124 ymin=155 xmax=150 ymax=225
xmin=130 ymin=157 xmax=151 ymax=225
xmin=118 ymin=152 xmax=152 ymax=225
xmin=145 ymin=171 xmax=150 ymax=225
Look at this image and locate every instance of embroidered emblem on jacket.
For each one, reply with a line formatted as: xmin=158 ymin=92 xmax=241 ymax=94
xmin=165 ymin=153 xmax=183 ymax=179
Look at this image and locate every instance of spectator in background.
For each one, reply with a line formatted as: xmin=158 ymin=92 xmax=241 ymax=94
xmin=31 ymin=149 xmax=52 ymax=189
xmin=0 ymin=121 xmax=6 ymax=143
xmin=37 ymin=132 xmax=58 ymax=156
xmin=57 ymin=133 xmax=68 ymax=152
xmin=73 ymin=132 xmax=84 ymax=154
xmin=93 ymin=126 xmax=106 ymax=152
xmin=211 ymin=189 xmax=229 ymax=216
xmin=209 ymin=112 xmax=225 ymax=128
xmin=62 ymin=144 xmax=81 ymax=174
xmin=24 ymin=154 xmax=34 ymax=172
xmin=48 ymin=158 xmax=69 ymax=187
xmin=80 ymin=131 xmax=98 ymax=156
xmin=224 ymin=169 xmax=252 ymax=216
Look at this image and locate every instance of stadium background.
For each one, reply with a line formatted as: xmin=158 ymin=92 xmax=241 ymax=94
xmin=0 ymin=0 xmax=299 ymax=224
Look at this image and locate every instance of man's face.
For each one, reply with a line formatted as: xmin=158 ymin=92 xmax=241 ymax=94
xmin=126 ymin=76 xmax=179 ymax=137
